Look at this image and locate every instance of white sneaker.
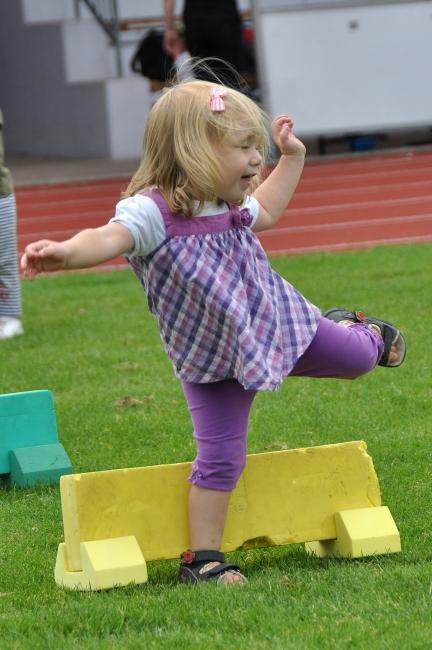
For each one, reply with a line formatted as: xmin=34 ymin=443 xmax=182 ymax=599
xmin=0 ymin=317 xmax=24 ymax=340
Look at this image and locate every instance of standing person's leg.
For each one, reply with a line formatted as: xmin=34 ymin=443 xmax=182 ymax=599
xmin=0 ymin=192 xmax=23 ymax=340
xmin=180 ymin=379 xmax=256 ymax=584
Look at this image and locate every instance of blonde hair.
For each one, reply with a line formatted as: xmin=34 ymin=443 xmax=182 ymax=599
xmin=124 ymin=79 xmax=269 ymax=216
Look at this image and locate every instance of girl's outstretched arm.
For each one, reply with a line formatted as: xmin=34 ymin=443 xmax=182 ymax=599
xmin=252 ymin=115 xmax=306 ymax=232
xmin=21 ymin=222 xmax=134 ymax=278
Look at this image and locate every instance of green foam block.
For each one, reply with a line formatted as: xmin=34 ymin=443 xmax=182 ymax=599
xmin=9 ymin=443 xmax=73 ymax=487
xmin=0 ymin=390 xmax=59 ymax=474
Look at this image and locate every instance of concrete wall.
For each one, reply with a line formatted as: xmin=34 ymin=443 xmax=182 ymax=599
xmin=253 ymin=0 xmax=432 ymax=137
xmin=0 ymin=1 xmax=108 ymax=157
xmin=0 ymin=0 xmax=152 ymax=159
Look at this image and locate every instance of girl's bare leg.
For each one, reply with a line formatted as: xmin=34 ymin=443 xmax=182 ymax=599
xmin=188 ymin=485 xmax=246 ymax=585
xmin=189 ymin=485 xmax=230 ymax=549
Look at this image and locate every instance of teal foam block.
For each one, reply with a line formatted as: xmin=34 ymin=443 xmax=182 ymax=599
xmin=9 ymin=443 xmax=73 ymax=487
xmin=0 ymin=390 xmax=59 ymax=474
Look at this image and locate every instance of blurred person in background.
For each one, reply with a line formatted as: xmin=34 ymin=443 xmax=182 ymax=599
xmin=0 ymin=109 xmax=23 ymax=340
xmin=163 ymin=0 xmax=243 ymax=85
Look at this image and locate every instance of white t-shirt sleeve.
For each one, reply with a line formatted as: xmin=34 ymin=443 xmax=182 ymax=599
xmin=243 ymin=195 xmax=260 ymax=227
xmin=110 ymin=194 xmax=166 ymax=257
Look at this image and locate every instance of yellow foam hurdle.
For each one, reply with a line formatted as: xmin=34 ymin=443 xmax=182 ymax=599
xmin=55 ymin=441 xmax=401 ymax=590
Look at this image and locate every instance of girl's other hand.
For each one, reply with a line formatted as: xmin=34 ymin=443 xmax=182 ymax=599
xmin=20 ymin=240 xmax=68 ymax=278
xmin=272 ymin=115 xmax=306 ymax=157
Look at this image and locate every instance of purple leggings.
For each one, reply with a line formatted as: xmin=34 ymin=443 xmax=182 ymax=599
xmin=181 ymin=317 xmax=383 ymax=492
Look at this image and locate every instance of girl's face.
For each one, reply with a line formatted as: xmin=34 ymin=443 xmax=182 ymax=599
xmin=214 ymin=131 xmax=263 ymax=204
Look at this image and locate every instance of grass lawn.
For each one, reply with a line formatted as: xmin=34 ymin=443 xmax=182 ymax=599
xmin=0 ymin=242 xmax=431 ymax=649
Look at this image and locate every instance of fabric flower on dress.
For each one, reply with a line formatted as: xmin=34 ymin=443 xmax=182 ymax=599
xmin=231 ymin=207 xmax=252 ymax=228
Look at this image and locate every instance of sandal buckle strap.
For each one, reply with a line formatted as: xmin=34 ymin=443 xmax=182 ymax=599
xmin=180 ymin=549 xmax=226 ymax=565
xmin=354 ymin=310 xmax=367 ymax=323
xmin=206 ymin=562 xmax=241 ymax=576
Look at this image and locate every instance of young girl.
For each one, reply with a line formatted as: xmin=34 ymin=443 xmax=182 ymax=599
xmin=21 ymin=79 xmax=406 ymax=586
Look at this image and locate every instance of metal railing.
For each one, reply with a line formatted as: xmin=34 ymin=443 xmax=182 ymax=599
xmin=74 ymin=0 xmax=123 ymax=76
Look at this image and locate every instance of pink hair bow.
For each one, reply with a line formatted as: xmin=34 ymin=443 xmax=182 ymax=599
xmin=210 ymin=87 xmax=227 ymax=112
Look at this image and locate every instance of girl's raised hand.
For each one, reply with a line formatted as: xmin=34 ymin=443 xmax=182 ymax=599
xmin=21 ymin=240 xmax=68 ymax=278
xmin=272 ymin=115 xmax=306 ymax=157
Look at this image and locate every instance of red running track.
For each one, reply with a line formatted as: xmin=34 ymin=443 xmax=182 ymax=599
xmin=16 ymin=149 xmax=432 ymax=269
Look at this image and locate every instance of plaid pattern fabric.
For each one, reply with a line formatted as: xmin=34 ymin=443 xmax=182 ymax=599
xmin=128 ymin=193 xmax=320 ymax=391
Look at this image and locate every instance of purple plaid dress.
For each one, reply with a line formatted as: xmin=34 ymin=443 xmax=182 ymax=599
xmin=127 ymin=191 xmax=321 ymax=391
